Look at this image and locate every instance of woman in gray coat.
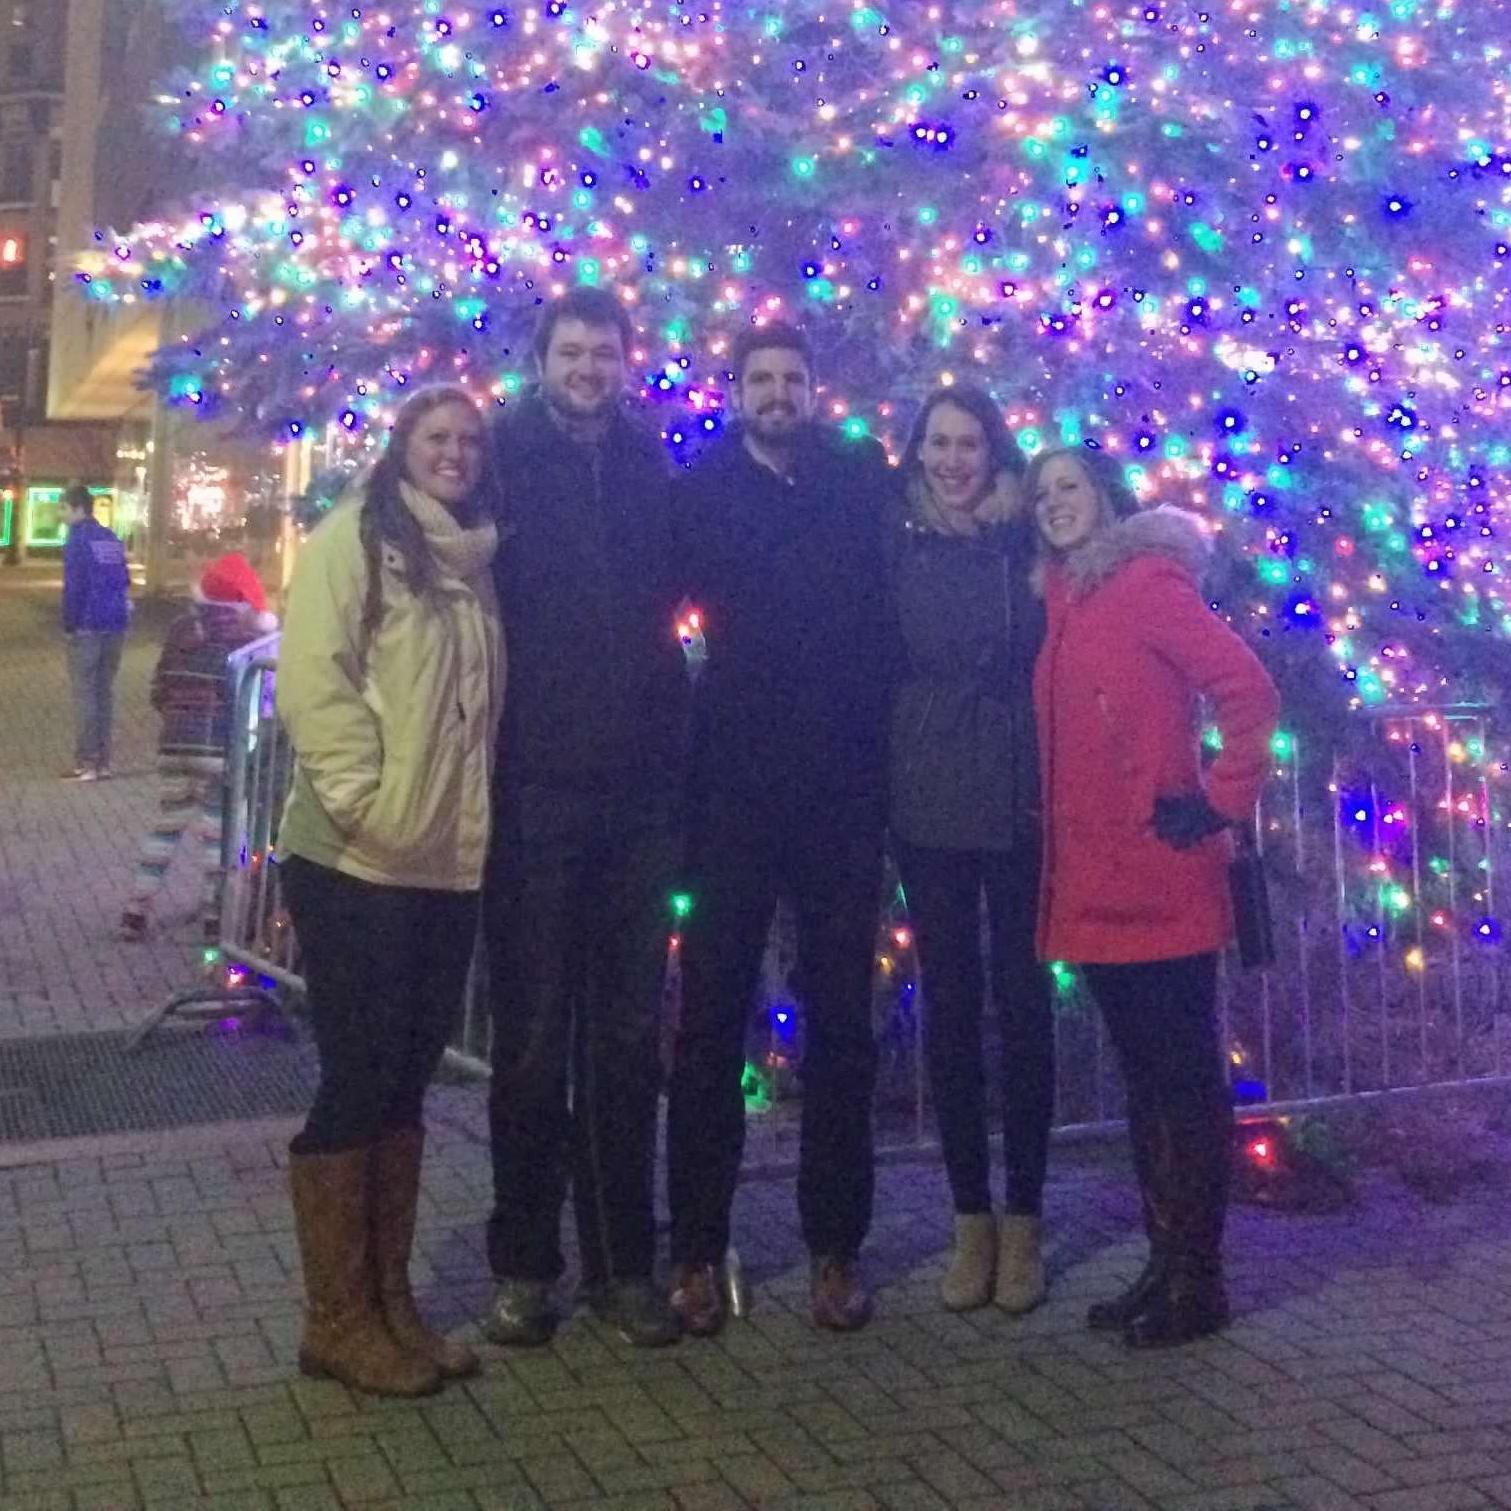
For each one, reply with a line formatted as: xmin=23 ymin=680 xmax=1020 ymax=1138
xmin=889 ymin=385 xmax=1054 ymax=1313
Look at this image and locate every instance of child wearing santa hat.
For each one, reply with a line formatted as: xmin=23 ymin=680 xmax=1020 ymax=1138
xmin=119 ymin=553 xmax=279 ymax=942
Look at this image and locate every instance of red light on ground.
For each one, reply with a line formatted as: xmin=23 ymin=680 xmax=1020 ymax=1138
xmin=1248 ymin=1137 xmax=1274 ymax=1165
xmin=892 ymin=927 xmax=912 ymax=949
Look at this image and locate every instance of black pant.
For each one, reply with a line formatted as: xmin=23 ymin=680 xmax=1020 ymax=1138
xmin=668 ymin=788 xmax=884 ymax=1265
xmin=281 ymin=855 xmax=480 ymax=1154
xmin=1083 ymin=953 xmax=1230 ymax=1265
xmin=485 ymin=785 xmax=679 ymax=1285
xmin=894 ymin=842 xmax=1054 ymax=1217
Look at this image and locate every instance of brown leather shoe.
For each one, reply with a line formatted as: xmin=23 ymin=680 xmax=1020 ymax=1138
xmin=289 ymin=1146 xmax=441 ymax=1397
xmin=810 ymin=1256 xmax=873 ymax=1332
xmin=670 ymin=1262 xmax=726 ymax=1337
xmin=369 ymin=1127 xmax=480 ymax=1379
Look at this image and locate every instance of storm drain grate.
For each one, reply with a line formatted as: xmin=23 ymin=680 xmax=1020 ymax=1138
xmin=0 ymin=1021 xmax=318 ymax=1142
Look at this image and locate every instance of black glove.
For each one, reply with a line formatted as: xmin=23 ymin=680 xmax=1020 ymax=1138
xmin=1153 ymin=794 xmax=1229 ymax=851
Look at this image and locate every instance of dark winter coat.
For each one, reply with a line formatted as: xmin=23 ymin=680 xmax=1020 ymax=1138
xmin=678 ymin=424 xmax=896 ymax=804
xmin=888 ymin=494 xmax=1043 ymax=853
xmin=490 ymin=392 xmax=687 ymax=793
xmin=62 ymin=517 xmax=130 ymax=634
xmin=1034 ymin=507 xmax=1280 ymax=966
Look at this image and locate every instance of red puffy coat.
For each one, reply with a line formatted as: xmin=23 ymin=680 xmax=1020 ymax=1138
xmin=1034 ymin=507 xmax=1280 ymax=965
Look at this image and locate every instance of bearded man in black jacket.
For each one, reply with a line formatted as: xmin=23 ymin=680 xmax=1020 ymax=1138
xmin=481 ymin=288 xmax=687 ymax=1349
xmin=667 ymin=323 xmax=895 ymax=1336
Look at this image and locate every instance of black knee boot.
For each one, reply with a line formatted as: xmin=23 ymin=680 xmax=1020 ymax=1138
xmin=1123 ymin=1109 xmax=1231 ymax=1349
xmin=1088 ymin=1108 xmax=1170 ymax=1330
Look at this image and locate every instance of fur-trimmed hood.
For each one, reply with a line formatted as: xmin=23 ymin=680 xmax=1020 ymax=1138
xmin=1062 ymin=505 xmax=1212 ymax=594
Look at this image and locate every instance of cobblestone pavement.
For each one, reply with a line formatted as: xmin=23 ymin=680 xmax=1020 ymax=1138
xmin=0 ymin=573 xmax=204 ymax=1039
xmin=6 ymin=1100 xmax=1511 ymax=1511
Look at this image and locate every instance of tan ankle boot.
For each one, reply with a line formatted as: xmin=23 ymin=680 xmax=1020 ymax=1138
xmin=994 ymin=1215 xmax=1046 ymax=1315
xmin=289 ymin=1146 xmax=440 ymax=1397
xmin=940 ymin=1213 xmax=996 ymax=1312
xmin=370 ymin=1127 xmax=480 ymax=1380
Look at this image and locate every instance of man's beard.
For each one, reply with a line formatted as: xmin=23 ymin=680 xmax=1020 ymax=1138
xmin=552 ymin=391 xmax=613 ymax=418
xmin=745 ymin=405 xmax=804 ymax=441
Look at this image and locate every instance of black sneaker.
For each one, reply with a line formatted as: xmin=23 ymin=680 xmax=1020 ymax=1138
xmin=586 ymin=1278 xmax=680 ymax=1348
xmin=480 ymin=1279 xmax=556 ymax=1347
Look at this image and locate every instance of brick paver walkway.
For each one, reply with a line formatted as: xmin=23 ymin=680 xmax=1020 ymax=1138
xmin=0 ymin=573 xmax=203 ymax=1039
xmin=5 ymin=1100 xmax=1511 ymax=1511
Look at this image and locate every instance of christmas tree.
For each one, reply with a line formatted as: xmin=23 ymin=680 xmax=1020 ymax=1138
xmin=84 ymin=0 xmax=1511 ymax=1107
xmin=83 ymin=0 xmax=1510 ymax=721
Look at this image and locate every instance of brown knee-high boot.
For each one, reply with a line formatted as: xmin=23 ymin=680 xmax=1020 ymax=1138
xmin=289 ymin=1145 xmax=442 ymax=1396
xmin=370 ymin=1127 xmax=480 ymax=1379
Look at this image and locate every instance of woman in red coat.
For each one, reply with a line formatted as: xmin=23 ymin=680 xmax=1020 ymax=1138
xmin=1027 ymin=446 xmax=1279 ymax=1347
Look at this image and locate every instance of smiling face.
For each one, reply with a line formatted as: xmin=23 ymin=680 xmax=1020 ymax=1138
xmin=1033 ymin=454 xmax=1108 ymax=553
xmin=540 ymin=316 xmax=628 ymax=420
xmin=734 ymin=344 xmax=814 ymax=443
xmin=402 ymin=399 xmax=485 ymax=508
xmin=919 ymin=401 xmax=992 ymax=522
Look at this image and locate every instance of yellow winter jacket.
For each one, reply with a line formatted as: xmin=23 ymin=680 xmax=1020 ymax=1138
xmin=276 ymin=482 xmax=504 ymax=892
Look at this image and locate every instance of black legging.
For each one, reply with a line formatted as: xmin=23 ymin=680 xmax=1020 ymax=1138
xmin=1083 ymin=952 xmax=1230 ymax=1266
xmin=894 ymin=841 xmax=1055 ymax=1217
xmin=281 ymin=854 xmax=479 ymax=1154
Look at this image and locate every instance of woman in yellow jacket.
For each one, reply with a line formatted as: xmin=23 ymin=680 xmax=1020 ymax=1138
xmin=276 ymin=385 xmax=504 ymax=1397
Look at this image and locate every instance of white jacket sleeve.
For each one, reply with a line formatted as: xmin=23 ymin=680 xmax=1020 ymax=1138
xmin=276 ymin=515 xmax=382 ymax=836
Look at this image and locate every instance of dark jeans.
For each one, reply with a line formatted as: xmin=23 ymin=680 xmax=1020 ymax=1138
xmin=281 ymin=855 xmax=480 ymax=1154
xmin=894 ymin=841 xmax=1054 ymax=1217
xmin=1083 ymin=953 xmax=1230 ymax=1262
xmin=67 ymin=630 xmax=124 ymax=769
xmin=668 ymin=788 xmax=885 ymax=1266
xmin=484 ymin=785 xmax=679 ymax=1286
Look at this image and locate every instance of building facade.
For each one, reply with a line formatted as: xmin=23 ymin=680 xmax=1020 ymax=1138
xmin=0 ymin=0 xmax=70 ymax=553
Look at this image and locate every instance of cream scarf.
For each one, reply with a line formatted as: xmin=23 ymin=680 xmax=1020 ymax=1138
xmin=398 ymin=480 xmax=499 ymax=585
xmin=906 ymin=468 xmax=1024 ymax=539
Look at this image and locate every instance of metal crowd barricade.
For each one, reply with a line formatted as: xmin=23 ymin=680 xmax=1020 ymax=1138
xmin=128 ymin=636 xmax=295 ymax=1048
xmin=130 ymin=633 xmax=496 ymax=1075
xmin=131 ymin=635 xmax=1511 ymax=1155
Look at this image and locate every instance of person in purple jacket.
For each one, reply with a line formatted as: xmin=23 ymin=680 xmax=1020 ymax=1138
xmin=60 ymin=483 xmax=130 ymax=781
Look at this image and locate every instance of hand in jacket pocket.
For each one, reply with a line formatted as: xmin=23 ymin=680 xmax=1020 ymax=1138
xmin=1152 ymin=793 xmax=1228 ymax=851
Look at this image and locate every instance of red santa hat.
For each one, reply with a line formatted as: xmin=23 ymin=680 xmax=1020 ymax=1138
xmin=197 ymin=553 xmax=278 ymax=630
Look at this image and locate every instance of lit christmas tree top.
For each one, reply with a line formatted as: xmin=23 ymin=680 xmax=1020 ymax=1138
xmin=81 ymin=0 xmax=1509 ymax=717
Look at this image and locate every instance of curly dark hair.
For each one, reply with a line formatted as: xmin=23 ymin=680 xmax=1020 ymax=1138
xmin=901 ymin=384 xmax=1026 ymax=481
xmin=358 ymin=385 xmax=492 ymax=642
xmin=532 ymin=286 xmax=634 ymax=365
xmin=730 ymin=321 xmax=813 ymax=384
